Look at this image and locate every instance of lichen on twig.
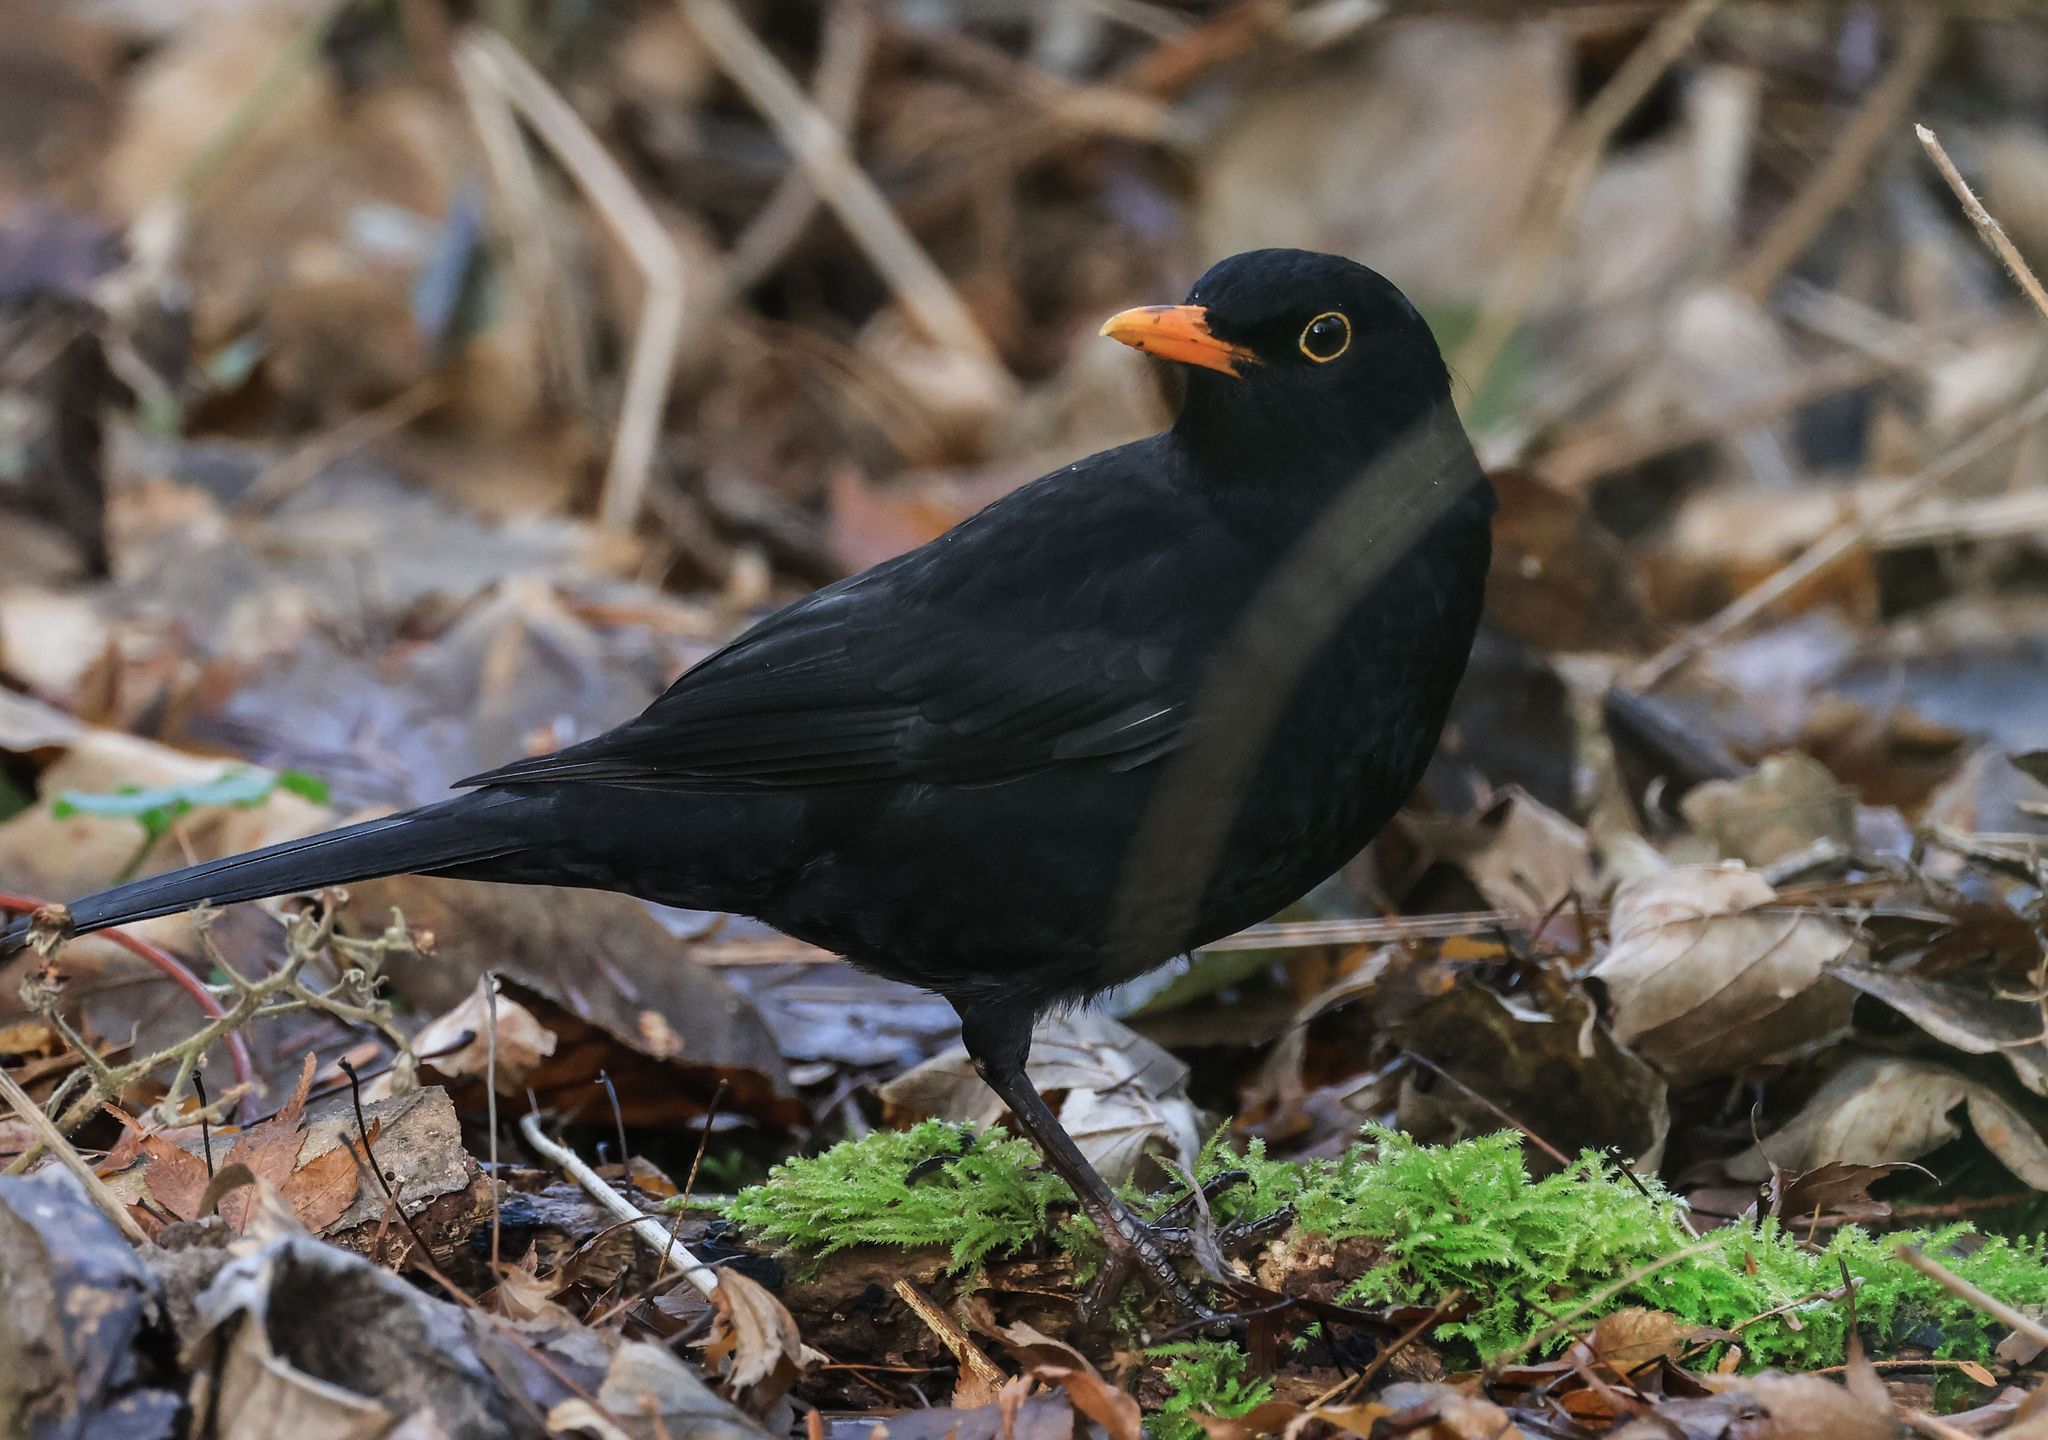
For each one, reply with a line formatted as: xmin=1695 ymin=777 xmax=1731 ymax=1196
xmin=7 ymin=899 xmax=426 ymax=1175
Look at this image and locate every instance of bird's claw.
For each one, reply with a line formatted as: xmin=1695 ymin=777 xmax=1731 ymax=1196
xmin=1075 ymin=1170 xmax=1295 ymax=1330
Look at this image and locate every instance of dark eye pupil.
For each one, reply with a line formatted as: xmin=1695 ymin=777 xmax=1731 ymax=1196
xmin=1309 ymin=318 xmax=1343 ymax=354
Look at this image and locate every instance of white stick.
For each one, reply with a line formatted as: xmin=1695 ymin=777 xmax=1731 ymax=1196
xmin=519 ymin=1110 xmax=721 ymax=1301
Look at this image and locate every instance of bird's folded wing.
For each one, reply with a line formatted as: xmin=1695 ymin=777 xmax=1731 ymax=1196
xmin=455 ymin=588 xmax=1190 ymax=792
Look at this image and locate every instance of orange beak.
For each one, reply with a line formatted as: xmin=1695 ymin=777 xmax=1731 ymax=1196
xmin=1098 ymin=305 xmax=1259 ymax=377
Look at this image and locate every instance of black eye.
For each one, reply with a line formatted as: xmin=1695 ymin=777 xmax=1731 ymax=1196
xmin=1298 ymin=311 xmax=1351 ymax=363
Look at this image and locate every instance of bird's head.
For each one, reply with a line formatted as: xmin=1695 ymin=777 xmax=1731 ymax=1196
xmin=1101 ymin=248 xmax=1459 ymax=494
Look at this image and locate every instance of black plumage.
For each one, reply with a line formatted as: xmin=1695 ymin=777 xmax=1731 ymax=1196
xmin=4 ymin=249 xmax=1494 ymax=1314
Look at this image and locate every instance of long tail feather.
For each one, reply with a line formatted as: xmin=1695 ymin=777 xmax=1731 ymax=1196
xmin=1 ymin=787 xmax=543 ymax=949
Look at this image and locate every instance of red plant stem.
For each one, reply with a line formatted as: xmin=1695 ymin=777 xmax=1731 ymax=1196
xmin=0 ymin=891 xmax=259 ymax=1099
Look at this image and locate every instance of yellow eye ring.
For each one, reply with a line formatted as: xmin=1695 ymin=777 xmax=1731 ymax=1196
xmin=1298 ymin=311 xmax=1351 ymax=363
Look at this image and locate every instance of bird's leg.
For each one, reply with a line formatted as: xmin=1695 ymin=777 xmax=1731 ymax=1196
xmin=959 ymin=1009 xmax=1223 ymax=1325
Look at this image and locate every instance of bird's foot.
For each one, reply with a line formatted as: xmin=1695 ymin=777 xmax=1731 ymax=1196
xmin=1077 ymin=1170 xmax=1296 ymax=1330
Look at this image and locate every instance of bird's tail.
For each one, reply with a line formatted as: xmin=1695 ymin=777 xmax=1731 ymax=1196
xmin=1 ymin=786 xmax=544 ymax=950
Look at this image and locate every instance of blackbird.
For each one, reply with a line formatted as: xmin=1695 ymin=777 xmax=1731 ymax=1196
xmin=3 ymin=248 xmax=1493 ymax=1315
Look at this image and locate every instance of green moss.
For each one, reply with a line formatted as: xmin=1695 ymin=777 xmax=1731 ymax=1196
xmin=720 ymin=1120 xmax=1071 ymax=1271
xmin=725 ymin=1121 xmax=2048 ymax=1372
xmin=1148 ymin=1341 xmax=1273 ymax=1440
xmin=1305 ymin=1127 xmax=2048 ymax=1369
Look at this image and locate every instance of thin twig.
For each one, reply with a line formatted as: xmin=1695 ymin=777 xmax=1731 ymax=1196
xmin=0 ymin=1064 xmax=151 ymax=1245
xmin=681 ymin=1078 xmax=728 ymax=1209
xmin=194 ymin=1070 xmax=215 ymax=1178
xmin=338 ymin=1057 xmax=448 ymax=1279
xmin=1728 ymin=13 xmax=1943 ymax=301
xmin=234 ymin=378 xmax=447 ymax=516
xmin=482 ymin=973 xmax=502 ymax=1274
xmin=1351 ymin=1288 xmax=1465 ymax=1396
xmin=519 ymin=1109 xmax=722 ymax=1302
xmin=457 ymin=29 xmax=689 ymax=531
xmin=1453 ymin=0 xmax=1726 ymax=397
xmin=679 ymin=0 xmax=1015 ymax=407
xmin=1902 ymin=1407 xmax=1983 ymax=1440
xmin=177 ymin=1 xmax=346 ymax=204
xmin=1397 ymin=1050 xmax=1571 ymax=1169
xmin=1917 ymin=124 xmax=2048 ymax=323
xmin=1895 ymin=1243 xmax=2048 ymax=1351
xmin=1631 ymin=380 xmax=2048 ymax=691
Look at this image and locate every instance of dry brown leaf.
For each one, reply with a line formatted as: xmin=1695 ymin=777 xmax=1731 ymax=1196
xmin=1486 ymin=468 xmax=1652 ymax=651
xmin=1459 ymin=789 xmax=1595 ymax=919
xmin=1834 ymin=963 xmax=2048 ymax=1096
xmin=1765 ymin=1160 xmax=1925 ymax=1226
xmin=413 ymin=982 xmax=558 ymax=1092
xmin=494 ymin=1249 xmax=575 ymax=1325
xmin=346 ymin=875 xmax=799 ymax=1130
xmin=215 ymin=1054 xmax=318 ymax=1232
xmin=1376 ymin=1382 xmax=1530 ymax=1440
xmin=1586 ymin=865 xmax=1857 ymax=1085
xmin=1728 ymin=1056 xmax=2048 ymax=1189
xmin=138 ymin=1055 xmax=364 ymax=1234
xmin=704 ymin=1268 xmax=805 ymax=1399
xmin=1584 ymin=1308 xmax=1696 ymax=1371
xmin=1680 ymin=753 xmax=1856 ymax=867
xmin=1002 ymin=1323 xmax=1142 ymax=1440
xmin=140 ymin=1131 xmax=210 ymax=1223
xmin=276 ymin=1136 xmax=364 ymax=1237
xmin=1614 ymin=1370 xmax=1900 ymax=1440
xmin=1196 ymin=1400 xmax=1392 ymax=1440
xmin=1390 ymin=982 xmax=1670 ymax=1169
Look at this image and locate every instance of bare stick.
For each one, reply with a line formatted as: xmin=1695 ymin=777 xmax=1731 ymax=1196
xmin=725 ymin=0 xmax=877 ymax=295
xmin=892 ymin=1279 xmax=1009 ymax=1395
xmin=452 ymin=45 xmax=589 ymax=409
xmin=1729 ymin=14 xmax=1943 ymax=301
xmin=680 ymin=0 xmax=1015 ymax=406
xmin=1630 ymin=380 xmax=2048 ymax=691
xmin=1453 ymin=0 xmax=1725 ymax=397
xmin=519 ymin=1109 xmax=722 ymax=1302
xmin=1902 ymin=1406 xmax=1982 ymax=1440
xmin=0 ymin=1064 xmax=151 ymax=1246
xmin=457 ymin=30 xmax=689 ymax=531
xmin=1917 ymin=124 xmax=2048 ymax=323
xmin=1895 ymin=1243 xmax=2048 ymax=1351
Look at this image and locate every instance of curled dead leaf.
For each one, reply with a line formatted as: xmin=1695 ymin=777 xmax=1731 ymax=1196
xmin=1586 ymin=865 xmax=1856 ymax=1084
xmin=1000 ymin=1323 xmax=1143 ymax=1440
xmin=704 ymin=1267 xmax=807 ymax=1404
xmin=413 ymin=980 xmax=558 ymax=1092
